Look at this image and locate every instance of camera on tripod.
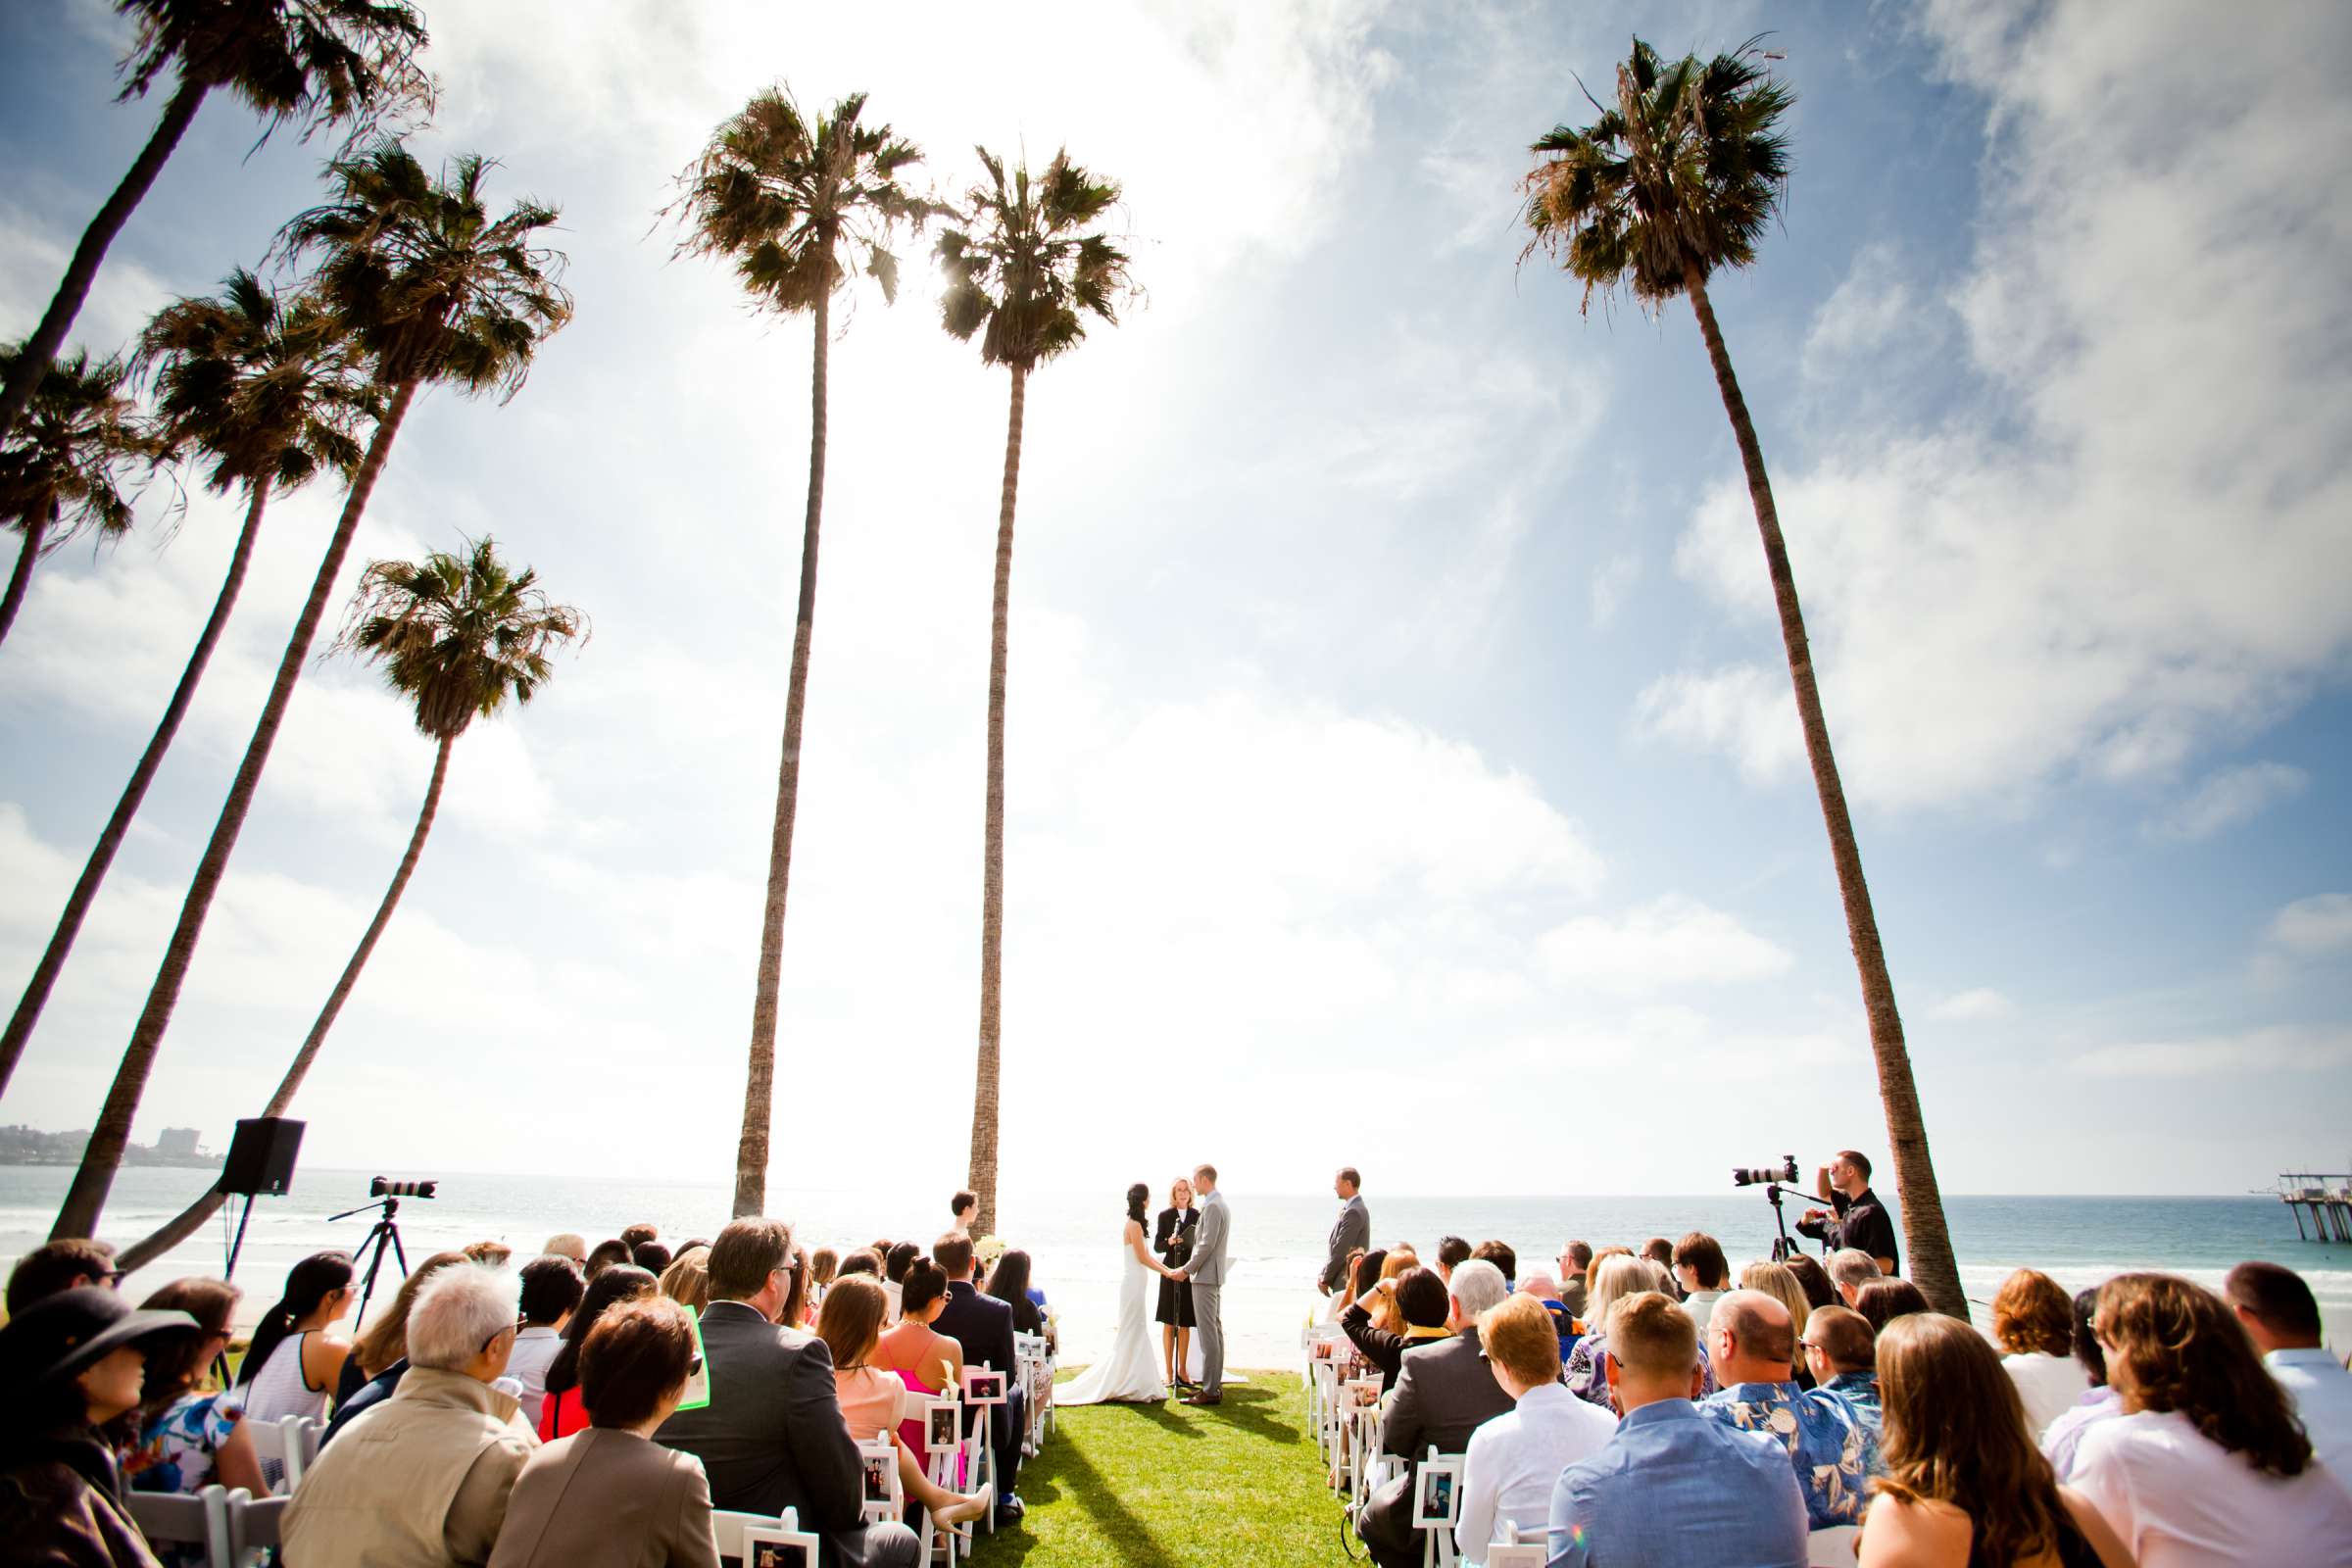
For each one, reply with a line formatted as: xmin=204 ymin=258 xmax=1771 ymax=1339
xmin=371 ymin=1176 xmax=437 ymax=1200
xmin=1731 ymin=1156 xmax=1797 ymax=1188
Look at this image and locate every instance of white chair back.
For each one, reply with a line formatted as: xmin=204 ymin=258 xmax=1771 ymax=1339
xmin=1485 ymin=1517 xmax=1545 ymax=1567
xmin=1808 ymin=1524 xmax=1862 ymax=1567
xmin=125 ymin=1486 xmax=233 ymax=1568
xmin=231 ymin=1489 xmax=290 ymax=1559
xmin=710 ymin=1504 xmax=818 ymax=1562
xmin=855 ymin=1433 xmax=903 ymax=1527
xmin=243 ymin=1413 xmax=318 ymax=1494
xmin=1415 ymin=1446 xmax=1465 ymax=1568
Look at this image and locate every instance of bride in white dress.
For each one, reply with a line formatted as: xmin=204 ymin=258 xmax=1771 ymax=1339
xmin=1056 ymin=1183 xmax=1179 ymax=1405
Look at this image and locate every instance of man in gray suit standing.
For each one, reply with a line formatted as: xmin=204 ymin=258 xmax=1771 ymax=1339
xmin=1173 ymin=1162 xmax=1229 ymax=1405
xmin=1319 ymin=1166 xmax=1371 ymax=1296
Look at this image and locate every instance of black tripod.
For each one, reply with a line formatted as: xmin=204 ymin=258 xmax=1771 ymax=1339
xmin=1763 ymin=1182 xmax=1805 ymax=1261
xmin=330 ymin=1194 xmax=412 ymax=1331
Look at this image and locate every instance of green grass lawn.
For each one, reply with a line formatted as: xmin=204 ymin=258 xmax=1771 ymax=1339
xmin=974 ymin=1371 xmax=1341 ymax=1567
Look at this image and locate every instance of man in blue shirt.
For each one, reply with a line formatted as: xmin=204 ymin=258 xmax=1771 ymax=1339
xmin=1699 ymin=1291 xmax=1879 ymax=1528
xmin=1548 ymin=1291 xmax=1804 ymax=1568
xmin=1799 ymin=1304 xmax=1883 ymax=1441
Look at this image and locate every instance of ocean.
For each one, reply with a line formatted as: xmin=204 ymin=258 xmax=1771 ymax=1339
xmin=7 ymin=1166 xmax=2348 ymax=1368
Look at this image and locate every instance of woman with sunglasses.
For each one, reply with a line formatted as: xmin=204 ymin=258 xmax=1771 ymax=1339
xmin=489 ymin=1296 xmax=719 ymax=1567
xmin=120 ymin=1278 xmax=268 ymax=1510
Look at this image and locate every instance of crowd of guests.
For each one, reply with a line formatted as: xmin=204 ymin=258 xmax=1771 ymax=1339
xmin=0 ymin=1190 xmax=1055 ymax=1568
xmin=1319 ymin=1161 xmax=2352 ymax=1568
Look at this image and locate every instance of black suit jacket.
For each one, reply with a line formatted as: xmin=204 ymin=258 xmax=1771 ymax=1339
xmin=1363 ymin=1328 xmax=1517 ymax=1556
xmin=932 ymin=1281 xmax=1019 ymax=1465
xmin=655 ymin=1301 xmax=862 ymax=1555
xmin=1322 ymin=1196 xmax=1370 ymax=1293
xmin=1153 ymin=1206 xmax=1198 ymax=1267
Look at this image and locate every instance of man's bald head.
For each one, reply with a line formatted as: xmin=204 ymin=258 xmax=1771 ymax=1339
xmin=1712 ymin=1288 xmax=1795 ymax=1381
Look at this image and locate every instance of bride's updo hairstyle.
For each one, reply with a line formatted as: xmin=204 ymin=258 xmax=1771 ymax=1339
xmin=1125 ymin=1183 xmax=1149 ymax=1224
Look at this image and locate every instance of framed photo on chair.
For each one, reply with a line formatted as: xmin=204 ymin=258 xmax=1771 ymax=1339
xmin=924 ymin=1399 xmax=960 ymax=1455
xmin=741 ymin=1523 xmax=818 ymax=1568
xmin=861 ymin=1453 xmax=892 ymax=1503
xmin=962 ymin=1367 xmax=1006 ymax=1407
xmin=1412 ymin=1458 xmax=1461 ymax=1529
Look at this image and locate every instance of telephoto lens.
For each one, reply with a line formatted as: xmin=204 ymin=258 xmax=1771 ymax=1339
xmin=370 ymin=1176 xmax=439 ymax=1200
xmin=1731 ymin=1156 xmax=1798 ymax=1187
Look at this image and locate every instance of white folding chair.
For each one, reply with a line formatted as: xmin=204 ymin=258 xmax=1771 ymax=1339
xmin=907 ymin=1390 xmax=971 ymax=1564
xmin=710 ymin=1504 xmax=819 ymax=1562
xmin=1808 ymin=1524 xmax=1862 ymax=1567
xmin=856 ymin=1433 xmax=904 ymax=1528
xmin=125 ymin=1486 xmax=233 ymax=1568
xmin=229 ymin=1489 xmax=289 ymax=1565
xmin=1413 ymin=1446 xmax=1465 ymax=1568
xmin=1485 ymin=1519 xmax=1545 ymax=1567
xmin=243 ymin=1413 xmax=319 ymax=1494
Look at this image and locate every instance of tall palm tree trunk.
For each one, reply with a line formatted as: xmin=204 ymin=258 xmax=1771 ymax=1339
xmin=966 ymin=364 xmax=1026 ymax=1242
xmin=0 ymin=79 xmax=208 ymax=450
xmin=116 ymin=731 xmax=452 ymax=1271
xmin=0 ymin=479 xmax=271 ymax=1099
xmin=733 ymin=290 xmax=829 ymax=1218
xmin=0 ymin=514 xmax=48 ymax=651
xmin=51 ymin=378 xmax=419 ymax=1241
xmin=1679 ymin=263 xmax=1964 ymax=1318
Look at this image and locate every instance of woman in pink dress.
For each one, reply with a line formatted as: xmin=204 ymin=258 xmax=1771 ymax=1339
xmin=817 ymin=1278 xmax=990 ymax=1526
xmin=871 ymin=1260 xmax=967 ymax=1464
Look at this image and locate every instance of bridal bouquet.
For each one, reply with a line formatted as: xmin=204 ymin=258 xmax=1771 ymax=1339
xmin=975 ymin=1234 xmax=1007 ymax=1272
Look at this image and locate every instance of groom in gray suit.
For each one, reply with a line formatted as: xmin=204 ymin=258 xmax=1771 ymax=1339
xmin=1173 ymin=1162 xmax=1229 ymax=1405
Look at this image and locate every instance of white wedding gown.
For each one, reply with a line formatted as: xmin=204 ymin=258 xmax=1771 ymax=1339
xmin=1054 ymin=1227 xmax=1169 ymax=1405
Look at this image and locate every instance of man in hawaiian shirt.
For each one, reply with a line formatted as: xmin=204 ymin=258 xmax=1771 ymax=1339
xmin=1799 ymin=1305 xmax=1884 ymax=1441
xmin=1699 ymin=1290 xmax=1879 ymax=1528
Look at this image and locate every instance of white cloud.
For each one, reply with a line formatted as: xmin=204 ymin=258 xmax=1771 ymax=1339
xmin=1648 ymin=0 xmax=2352 ymax=808
xmin=2151 ymin=761 xmax=2310 ymax=842
xmin=2268 ymin=894 xmax=2352 ymax=957
xmin=1929 ymin=987 xmax=2012 ymax=1022
xmin=1537 ymin=896 xmax=1791 ymax=995
xmin=1800 ymin=242 xmax=1915 ymax=381
xmin=1589 ymin=551 xmax=1640 ymax=631
xmin=1634 ymin=663 xmax=1801 ymax=782
xmin=2068 ymin=1026 xmax=2352 ymax=1078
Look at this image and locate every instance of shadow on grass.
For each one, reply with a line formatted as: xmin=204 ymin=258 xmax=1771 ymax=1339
xmin=977 ymin=1432 xmax=1181 ymax=1568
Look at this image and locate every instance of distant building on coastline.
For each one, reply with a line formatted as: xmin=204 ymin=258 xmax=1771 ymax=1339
xmin=0 ymin=1123 xmax=219 ymax=1169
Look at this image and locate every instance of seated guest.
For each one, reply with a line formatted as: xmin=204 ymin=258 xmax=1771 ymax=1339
xmin=0 ymin=1287 xmax=199 ymax=1567
xmin=1671 ymin=1232 xmax=1731 ymax=1331
xmin=883 ymin=1241 xmax=921 ymax=1321
xmin=1435 ymin=1235 xmax=1471 ymax=1283
xmin=1992 ymin=1268 xmax=2088 ymax=1439
xmin=2226 ymin=1259 xmax=2352 ymax=1484
xmin=1338 ymin=1248 xmax=1388 ymax=1319
xmin=1784 ymin=1253 xmax=1837 ymax=1311
xmin=1470 ymin=1240 xmax=1516 ymax=1291
xmin=541 ymin=1235 xmax=587 ymax=1265
xmin=325 ymin=1251 xmax=470 ymax=1444
xmin=1828 ymin=1247 xmax=1882 ymax=1306
xmin=781 ymin=1248 xmax=814 ymax=1330
xmin=659 ymin=1246 xmax=711 ymax=1313
xmin=619 ymin=1223 xmax=660 ymax=1252
xmin=1568 ymin=1256 xmax=1701 ymax=1406
xmin=1800 ymin=1304 xmax=1882 ymax=1438
xmin=631 ymin=1242 xmax=672 ymax=1275
xmin=1340 ymin=1265 xmax=1452 ymax=1393
xmin=1859 ymin=1312 xmax=2132 ymax=1568
xmin=2072 ymin=1273 xmax=2352 ymax=1564
xmin=1582 ymin=1245 xmax=1632 ymax=1303
xmin=875 ymin=1259 xmax=967 ymax=1457
xmin=1554 ymin=1240 xmax=1592 ymax=1320
xmin=1641 ymin=1238 xmax=1681 ymax=1298
xmin=1513 ymin=1272 xmax=1578 ymax=1357
xmin=985 ymin=1248 xmax=1048 ymax=1339
xmin=538 ymin=1265 xmax=658 ymax=1442
xmin=283 ymin=1265 xmax=539 ymax=1568
xmin=488 ymin=1297 xmax=717 ymax=1568
xmin=122 ymin=1279 xmax=267 ymax=1504
xmin=1739 ymin=1260 xmax=1814 ymax=1386
xmin=236 ymin=1250 xmax=356 ymax=1425
xmin=2041 ymin=1287 xmax=2123 ymax=1482
xmin=466 ymin=1241 xmax=514 ymax=1269
xmin=809 ymin=1247 xmax=839 ymax=1307
xmin=1453 ymin=1294 xmax=1616 ymax=1563
xmin=837 ymin=1249 xmax=883 ymax=1280
xmin=505 ymin=1256 xmax=583 ymax=1430
xmin=657 ymin=1219 xmax=920 ymax=1567
xmin=931 ymin=1234 xmax=1025 ymax=1526
xmin=5 ymin=1238 xmax=120 ymax=1313
xmin=583 ymin=1239 xmax=632 ymax=1280
xmin=1700 ymin=1288 xmax=1878 ymax=1527
xmin=1550 ymin=1292 xmax=1806 ymax=1568
xmin=1854 ymin=1276 xmax=1931 ymax=1336
xmin=1358 ymin=1259 xmax=1514 ymax=1568
xmin=816 ymin=1277 xmax=992 ymax=1527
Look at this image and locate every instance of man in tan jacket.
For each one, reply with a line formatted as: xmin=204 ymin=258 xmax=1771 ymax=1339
xmin=286 ymin=1263 xmax=539 ymax=1567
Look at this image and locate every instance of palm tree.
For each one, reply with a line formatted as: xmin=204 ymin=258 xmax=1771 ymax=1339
xmin=669 ymin=87 xmax=933 ymax=1217
xmin=0 ymin=347 xmax=146 ymax=651
xmin=1522 ymin=36 xmax=1965 ymax=1317
xmin=51 ymin=143 xmax=571 ymax=1242
xmin=118 ymin=537 xmax=582 ymax=1270
xmin=934 ymin=149 xmax=1133 ymax=1241
xmin=0 ymin=0 xmax=431 ymax=451
xmin=0 ymin=273 xmax=374 ymax=1101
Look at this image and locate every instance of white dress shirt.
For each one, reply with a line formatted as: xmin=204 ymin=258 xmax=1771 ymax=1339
xmin=2072 ymin=1406 xmax=2352 ymax=1567
xmin=1683 ymin=1289 xmax=1724 ymax=1334
xmin=2001 ymin=1349 xmax=2088 ymax=1439
xmin=2267 ymin=1346 xmax=2352 ymax=1492
xmin=1453 ymin=1382 xmax=1618 ymax=1562
xmin=504 ymin=1324 xmax=565 ymax=1427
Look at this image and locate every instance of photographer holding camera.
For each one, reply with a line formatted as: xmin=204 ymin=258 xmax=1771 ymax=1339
xmin=1797 ymin=1151 xmax=1898 ymax=1275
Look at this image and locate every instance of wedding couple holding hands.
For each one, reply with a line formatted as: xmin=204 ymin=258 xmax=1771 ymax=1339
xmin=1056 ymin=1163 xmax=1230 ymax=1408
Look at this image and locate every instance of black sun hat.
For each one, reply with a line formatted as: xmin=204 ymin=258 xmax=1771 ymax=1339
xmin=0 ymin=1286 xmax=199 ymax=1392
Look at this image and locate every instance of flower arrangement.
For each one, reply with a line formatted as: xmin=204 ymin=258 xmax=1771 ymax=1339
xmin=975 ymin=1234 xmax=1006 ymax=1272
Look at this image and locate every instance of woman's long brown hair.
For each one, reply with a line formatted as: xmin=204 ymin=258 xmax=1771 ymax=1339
xmin=1874 ymin=1312 xmax=2071 ymax=1566
xmin=817 ymin=1276 xmax=889 ymax=1370
xmin=2096 ymin=1273 xmax=2311 ymax=1477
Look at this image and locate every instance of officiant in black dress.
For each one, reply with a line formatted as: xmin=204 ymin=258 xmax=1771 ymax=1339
xmin=1153 ymin=1177 xmax=1200 ymax=1388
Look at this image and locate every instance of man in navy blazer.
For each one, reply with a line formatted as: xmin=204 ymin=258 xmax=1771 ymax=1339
xmin=931 ymin=1233 xmax=1024 ymax=1526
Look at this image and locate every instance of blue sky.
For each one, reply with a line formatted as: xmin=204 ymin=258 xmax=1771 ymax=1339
xmin=2 ymin=0 xmax=2348 ymax=1210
